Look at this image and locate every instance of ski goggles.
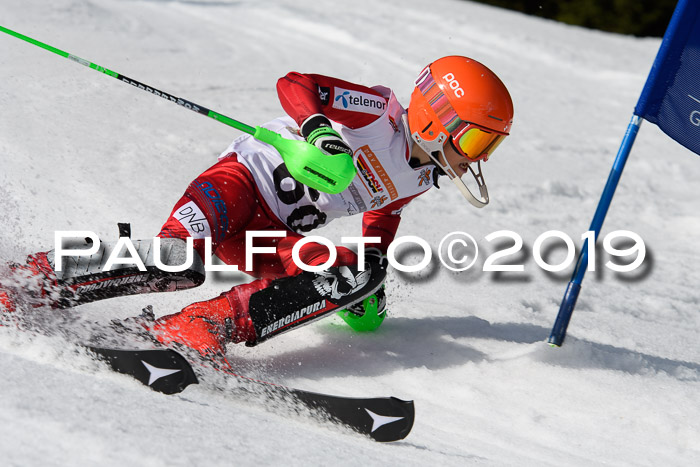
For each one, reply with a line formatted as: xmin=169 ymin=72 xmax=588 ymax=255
xmin=450 ymin=121 xmax=506 ymax=162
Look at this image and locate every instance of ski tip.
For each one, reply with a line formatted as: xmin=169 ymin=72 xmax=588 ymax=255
xmin=367 ymin=397 xmax=415 ymax=443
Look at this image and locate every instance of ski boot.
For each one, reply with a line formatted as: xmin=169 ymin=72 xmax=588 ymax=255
xmin=0 ymin=290 xmax=16 ymax=315
xmin=0 ymin=252 xmax=60 ymax=315
xmin=143 ymin=280 xmax=264 ymax=361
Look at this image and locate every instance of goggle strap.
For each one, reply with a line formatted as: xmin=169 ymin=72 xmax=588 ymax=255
xmin=415 ymin=69 xmax=463 ymax=135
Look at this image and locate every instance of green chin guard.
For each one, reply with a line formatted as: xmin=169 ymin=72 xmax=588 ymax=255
xmin=336 ymin=293 xmax=386 ymax=332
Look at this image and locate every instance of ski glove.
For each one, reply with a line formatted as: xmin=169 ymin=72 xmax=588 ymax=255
xmin=365 ymin=247 xmax=389 ymax=271
xmin=300 ymin=114 xmax=353 ymax=157
xmin=346 ymin=284 xmax=387 ymax=318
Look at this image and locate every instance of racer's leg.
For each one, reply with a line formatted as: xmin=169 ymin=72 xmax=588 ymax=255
xmin=0 ymin=155 xmax=261 ymax=313
xmin=148 ymin=234 xmax=382 ymax=356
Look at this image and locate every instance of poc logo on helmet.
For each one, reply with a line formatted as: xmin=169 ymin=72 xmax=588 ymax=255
xmin=442 ymin=73 xmax=464 ymax=98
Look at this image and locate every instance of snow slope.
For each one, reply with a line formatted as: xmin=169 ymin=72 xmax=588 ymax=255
xmin=2 ymin=0 xmax=700 ymax=465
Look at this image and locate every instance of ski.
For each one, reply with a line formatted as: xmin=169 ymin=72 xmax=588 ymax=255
xmin=86 ymin=347 xmax=198 ymax=395
xmin=87 ymin=346 xmax=414 ymax=442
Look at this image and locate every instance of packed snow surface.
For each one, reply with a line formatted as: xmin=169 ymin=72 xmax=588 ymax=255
xmin=1 ymin=0 xmax=699 ymax=465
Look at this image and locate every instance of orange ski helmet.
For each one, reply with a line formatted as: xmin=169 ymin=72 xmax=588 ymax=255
xmin=407 ymin=56 xmax=514 ymax=207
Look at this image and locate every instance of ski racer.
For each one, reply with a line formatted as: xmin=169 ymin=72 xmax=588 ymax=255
xmin=0 ymin=56 xmax=514 ymax=360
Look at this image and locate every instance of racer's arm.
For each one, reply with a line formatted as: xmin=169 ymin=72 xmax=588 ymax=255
xmin=276 ymin=72 xmax=386 ymax=129
xmin=362 ymin=193 xmax=422 ymax=254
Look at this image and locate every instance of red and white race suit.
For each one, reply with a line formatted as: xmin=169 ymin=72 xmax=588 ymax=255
xmin=159 ymin=73 xmax=436 ymax=279
xmin=227 ymin=87 xmax=434 ymax=233
xmin=1 ymin=73 xmax=440 ymax=352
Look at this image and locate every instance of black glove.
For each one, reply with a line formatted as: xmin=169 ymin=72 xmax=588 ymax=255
xmin=346 ymin=284 xmax=387 ymax=317
xmin=345 ymin=247 xmax=388 ymax=318
xmin=300 ymin=114 xmax=353 ymax=157
xmin=365 ymin=247 xmax=388 ymax=270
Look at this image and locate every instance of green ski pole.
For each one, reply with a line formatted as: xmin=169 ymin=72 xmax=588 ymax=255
xmin=0 ymin=25 xmax=356 ymax=194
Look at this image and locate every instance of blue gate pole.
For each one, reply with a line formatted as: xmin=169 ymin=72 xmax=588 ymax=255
xmin=547 ymin=115 xmax=643 ymax=346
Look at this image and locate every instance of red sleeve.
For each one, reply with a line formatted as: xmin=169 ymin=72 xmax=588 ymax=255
xmin=362 ymin=193 xmax=422 ymax=254
xmin=276 ymin=72 xmax=386 ymax=129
